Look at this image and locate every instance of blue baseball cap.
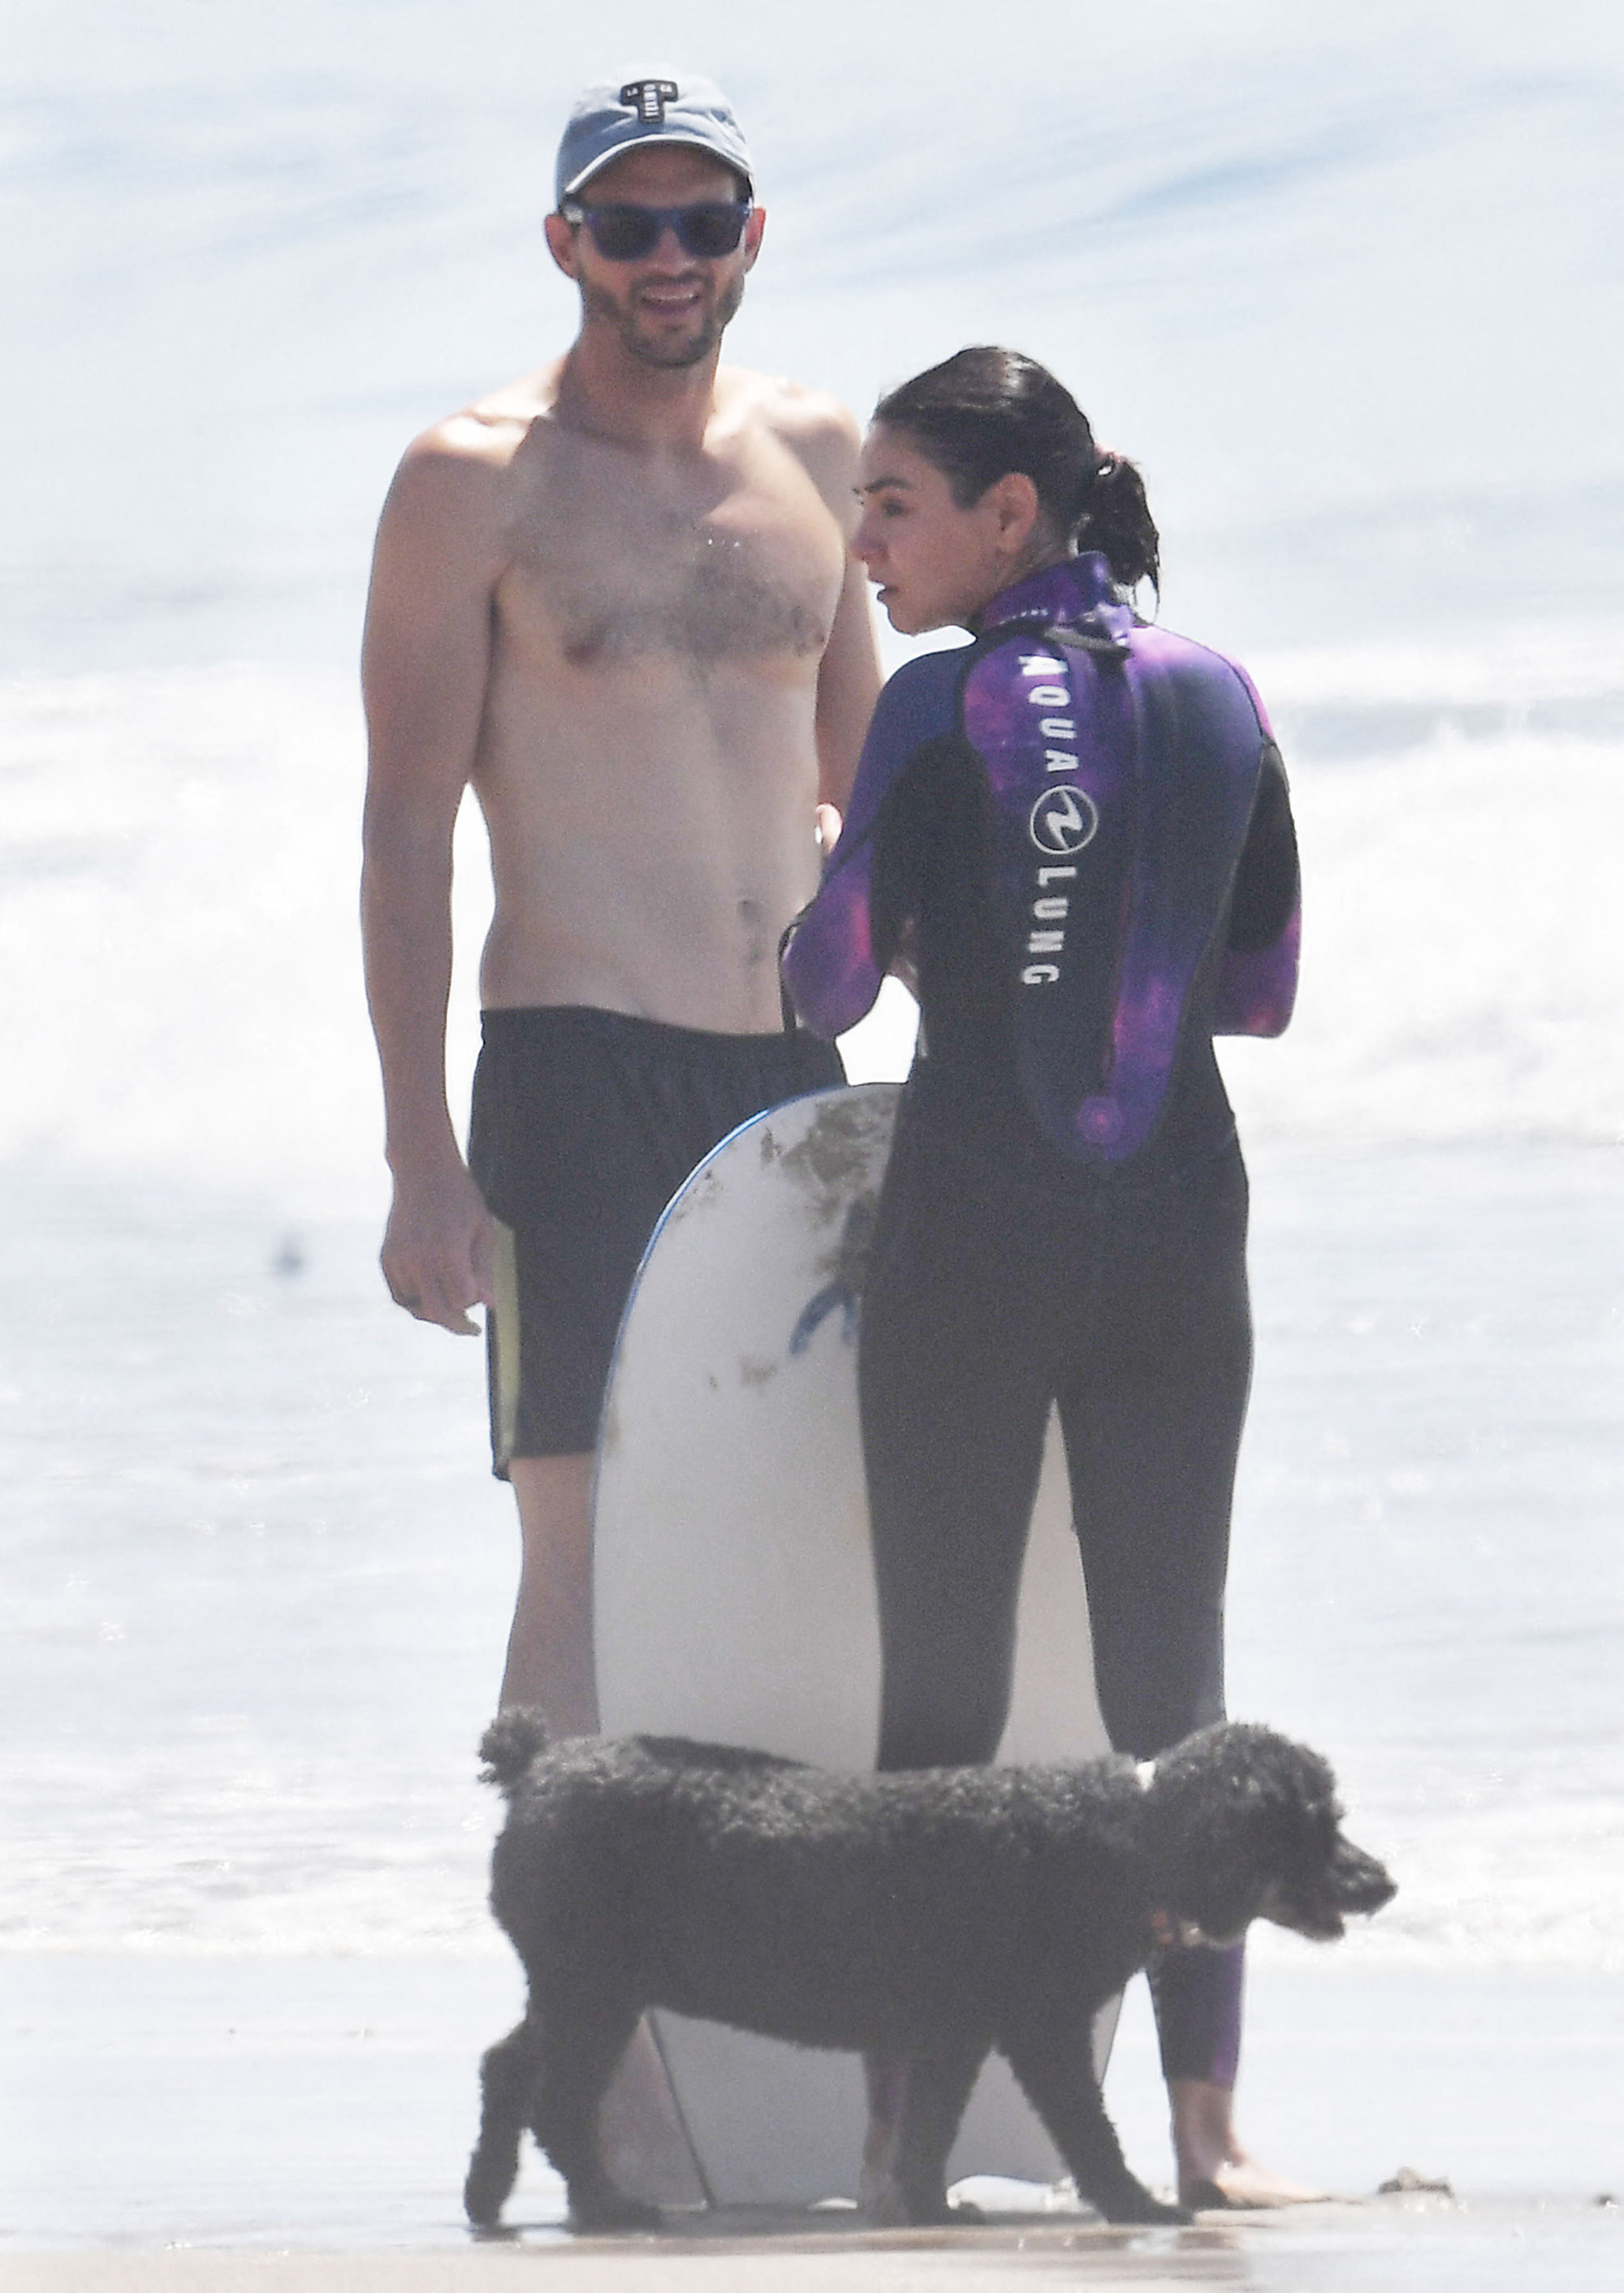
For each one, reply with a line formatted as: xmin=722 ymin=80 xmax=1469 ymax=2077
xmin=555 ymin=73 xmax=754 ymax=206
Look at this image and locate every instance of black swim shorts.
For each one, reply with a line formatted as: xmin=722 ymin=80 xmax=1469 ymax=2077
xmin=467 ymin=1006 xmax=845 ymax=1467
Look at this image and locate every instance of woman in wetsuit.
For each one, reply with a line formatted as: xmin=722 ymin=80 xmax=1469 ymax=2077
xmin=782 ymin=348 xmax=1304 ymax=2209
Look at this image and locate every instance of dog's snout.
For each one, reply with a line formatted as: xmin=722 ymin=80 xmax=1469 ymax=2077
xmin=1333 ymin=1840 xmax=1396 ymax=1915
xmin=1294 ymin=1840 xmax=1396 ymax=1938
xmin=1254 ymin=1824 xmax=1396 ymax=1944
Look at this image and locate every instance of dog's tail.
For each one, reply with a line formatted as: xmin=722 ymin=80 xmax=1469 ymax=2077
xmin=477 ymin=1708 xmax=549 ymax=1795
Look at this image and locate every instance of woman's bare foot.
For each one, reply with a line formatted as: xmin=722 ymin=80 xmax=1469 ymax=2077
xmin=1170 ymin=2076 xmax=1327 ymax=2211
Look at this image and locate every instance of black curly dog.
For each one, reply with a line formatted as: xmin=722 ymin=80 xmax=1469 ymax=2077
xmin=464 ymin=1717 xmax=1393 ymax=2233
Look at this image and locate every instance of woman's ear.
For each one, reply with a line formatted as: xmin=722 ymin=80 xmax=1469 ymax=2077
xmin=987 ymin=469 xmax=1043 ymax=557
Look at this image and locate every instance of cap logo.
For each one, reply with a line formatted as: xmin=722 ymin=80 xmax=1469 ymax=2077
xmin=620 ymin=79 xmax=679 ymax=123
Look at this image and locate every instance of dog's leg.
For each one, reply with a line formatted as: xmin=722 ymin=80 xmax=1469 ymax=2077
xmin=464 ymin=2017 xmax=540 ymax=2230
xmin=1001 ymin=2013 xmax=1190 ymax=2227
xmin=860 ymin=2050 xmax=908 ymax=2213
xmin=528 ymin=1993 xmax=663 ymax=2233
xmin=869 ymin=2036 xmax=989 ymax=2228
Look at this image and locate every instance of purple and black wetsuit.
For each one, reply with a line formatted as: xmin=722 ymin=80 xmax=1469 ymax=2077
xmin=782 ymin=555 xmax=1299 ymax=2089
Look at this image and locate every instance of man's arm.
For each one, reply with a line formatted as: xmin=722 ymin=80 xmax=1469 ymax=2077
xmin=768 ymin=385 xmax=881 ymax=814
xmin=361 ymin=426 xmax=505 ymax=1333
xmin=815 ymin=543 xmax=882 ymax=814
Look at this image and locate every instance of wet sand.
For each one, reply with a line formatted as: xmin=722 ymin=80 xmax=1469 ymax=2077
xmin=3 ymin=1956 xmax=1619 ymax=2287
xmin=4 ymin=1153 xmax=1619 ymax=2293
xmin=3 ymin=2201 xmax=1622 ymax=2293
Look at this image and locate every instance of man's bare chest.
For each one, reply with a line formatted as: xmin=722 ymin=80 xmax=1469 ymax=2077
xmin=499 ymin=463 xmax=841 ymax=672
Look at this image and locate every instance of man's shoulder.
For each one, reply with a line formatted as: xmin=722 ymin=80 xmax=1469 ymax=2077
xmin=391 ymin=367 xmax=562 ymax=496
xmin=736 ymin=369 xmax=859 ymax=443
xmin=719 ymin=367 xmax=862 ymax=481
xmin=375 ymin=370 xmax=569 ymax=566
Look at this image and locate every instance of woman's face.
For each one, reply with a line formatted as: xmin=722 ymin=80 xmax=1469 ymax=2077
xmin=853 ymin=424 xmax=1036 ymax=636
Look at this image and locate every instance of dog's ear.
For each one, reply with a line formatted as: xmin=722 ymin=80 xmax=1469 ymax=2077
xmin=1150 ymin=1724 xmax=1343 ymax=1945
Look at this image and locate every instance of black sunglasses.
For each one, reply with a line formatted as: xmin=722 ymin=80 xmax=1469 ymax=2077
xmin=561 ymin=198 xmax=753 ymax=262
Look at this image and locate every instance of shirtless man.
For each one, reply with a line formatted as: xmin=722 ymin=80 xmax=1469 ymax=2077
xmin=361 ymin=76 xmax=879 ymax=1732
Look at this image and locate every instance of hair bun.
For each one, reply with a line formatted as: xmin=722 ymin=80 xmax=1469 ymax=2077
xmin=1080 ymin=449 xmax=1159 ymax=594
xmin=874 ymin=348 xmax=1159 ymax=593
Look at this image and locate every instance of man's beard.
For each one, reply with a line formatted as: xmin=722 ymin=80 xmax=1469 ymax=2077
xmin=583 ymin=268 xmax=746 ymax=369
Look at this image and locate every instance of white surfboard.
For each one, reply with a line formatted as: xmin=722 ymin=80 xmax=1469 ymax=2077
xmin=593 ymin=1082 xmax=1113 ymax=2209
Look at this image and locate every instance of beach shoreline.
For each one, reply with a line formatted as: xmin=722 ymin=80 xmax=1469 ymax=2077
xmin=3 ymin=2199 xmax=1621 ymax=2292
xmin=6 ymin=1142 xmax=1621 ymax=2289
xmin=4 ymin=1957 xmax=1619 ymax=2267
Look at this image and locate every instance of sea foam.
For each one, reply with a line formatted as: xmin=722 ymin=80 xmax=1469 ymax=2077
xmin=4 ymin=647 xmax=1616 ymax=1219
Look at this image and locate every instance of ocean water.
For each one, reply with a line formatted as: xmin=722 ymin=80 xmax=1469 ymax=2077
xmin=7 ymin=0 xmax=1624 ymax=671
xmin=2 ymin=0 xmax=1622 ymax=2059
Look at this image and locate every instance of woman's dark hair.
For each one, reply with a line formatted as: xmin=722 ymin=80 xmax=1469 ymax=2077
xmin=873 ymin=346 xmax=1160 ymax=592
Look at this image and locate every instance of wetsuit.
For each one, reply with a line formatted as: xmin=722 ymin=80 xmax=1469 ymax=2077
xmin=782 ymin=555 xmax=1299 ymax=2088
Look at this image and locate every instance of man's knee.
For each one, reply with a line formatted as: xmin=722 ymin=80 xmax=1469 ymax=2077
xmin=508 ymin=1453 xmax=594 ymax=1565
xmin=500 ymin=1453 xmax=598 ymax=1726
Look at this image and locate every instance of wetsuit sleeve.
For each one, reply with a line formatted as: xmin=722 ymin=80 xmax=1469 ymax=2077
xmin=781 ymin=651 xmax=964 ymax=1039
xmin=1227 ymin=744 xmax=1298 ymax=952
xmin=1214 ymin=738 xmax=1300 ymax=1035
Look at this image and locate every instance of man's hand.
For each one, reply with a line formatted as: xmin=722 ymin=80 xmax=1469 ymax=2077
xmin=380 ymin=1161 xmax=496 ymax=1336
